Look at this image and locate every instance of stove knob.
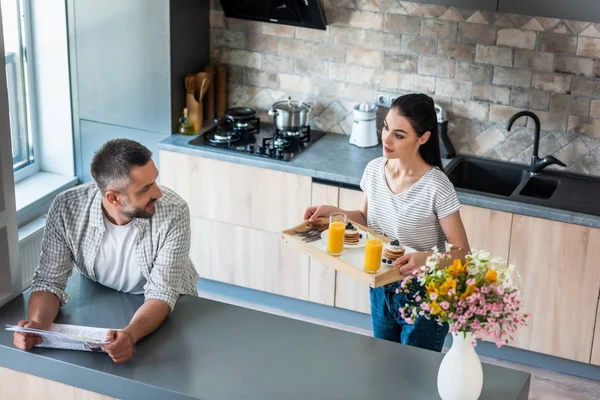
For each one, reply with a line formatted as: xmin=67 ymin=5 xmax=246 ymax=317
xmin=265 ymin=147 xmax=272 ymax=157
xmin=255 ymin=146 xmax=263 ymax=155
xmin=275 ymin=148 xmax=283 ymax=159
xmin=246 ymin=144 xmax=255 ymax=153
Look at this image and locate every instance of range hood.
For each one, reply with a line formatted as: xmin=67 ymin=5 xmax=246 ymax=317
xmin=218 ymin=0 xmax=327 ymax=31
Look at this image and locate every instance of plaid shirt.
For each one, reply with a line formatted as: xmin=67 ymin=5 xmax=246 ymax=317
xmin=30 ymin=182 xmax=199 ymax=311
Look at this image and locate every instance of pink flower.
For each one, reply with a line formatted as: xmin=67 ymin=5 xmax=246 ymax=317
xmin=415 ymin=295 xmax=422 ymax=302
xmin=430 ymin=292 xmax=438 ymax=301
xmin=440 ymin=301 xmax=450 ymax=310
xmin=405 ymin=318 xmax=414 ymax=324
xmin=421 ymin=302 xmax=431 ymax=312
xmin=496 ymin=286 xmax=505 ymax=295
xmin=480 ymin=286 xmax=490 ymax=294
xmin=467 ymin=278 xmax=476 ymax=286
xmin=395 ymin=288 xmax=400 ymax=294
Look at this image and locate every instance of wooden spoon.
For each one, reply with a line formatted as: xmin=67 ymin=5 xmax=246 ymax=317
xmin=184 ymin=74 xmax=196 ymax=94
xmin=196 ymin=72 xmax=211 ymax=103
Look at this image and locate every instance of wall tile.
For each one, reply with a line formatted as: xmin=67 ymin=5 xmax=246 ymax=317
xmin=230 ymin=50 xmax=262 ymax=68
xmin=489 ymin=104 xmax=526 ymax=125
xmin=384 ymin=13 xmax=421 ymax=34
xmin=568 ymin=116 xmax=600 ymax=137
xmin=531 ymin=73 xmax=572 ymax=93
xmin=435 ymin=78 xmax=472 ymax=100
xmin=554 ymin=55 xmax=595 ymax=77
xmin=312 ymin=44 xmax=346 ymax=62
xmin=366 ymin=31 xmax=402 ymax=51
xmin=550 ymin=93 xmax=591 ymax=117
xmin=347 ymin=47 xmax=382 ymax=68
xmin=383 ymin=52 xmax=418 ymax=73
xmin=421 ymin=19 xmax=458 ymax=40
xmin=459 ymin=22 xmax=497 ymax=45
xmin=401 ymin=35 xmax=437 ymax=55
xmin=438 ymin=41 xmax=475 ymax=61
xmin=497 ymin=29 xmax=537 ymax=50
xmin=349 ymin=10 xmax=384 ymax=30
xmin=537 ymin=32 xmax=577 ymax=54
xmin=493 ymin=67 xmax=532 ymax=88
xmin=451 ymin=99 xmax=489 ymax=120
xmin=510 ymin=88 xmax=550 ymax=110
xmin=513 ymin=49 xmax=554 ymax=72
xmin=418 ymin=56 xmax=455 ymax=78
xmin=475 ymin=45 xmax=513 ymax=66
xmin=591 ymin=100 xmax=600 ymax=119
xmin=398 ymin=73 xmax=435 ymax=93
xmin=455 ymin=62 xmax=493 ymax=83
xmin=278 ymin=38 xmax=312 ymax=58
xmin=331 ymin=26 xmax=365 ymax=45
xmin=473 ymin=84 xmax=510 ymax=105
xmin=577 ymin=37 xmax=600 ymax=58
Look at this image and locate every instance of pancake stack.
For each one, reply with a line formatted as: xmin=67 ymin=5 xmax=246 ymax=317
xmin=382 ymin=240 xmax=405 ymax=264
xmin=344 ymin=222 xmax=361 ymax=245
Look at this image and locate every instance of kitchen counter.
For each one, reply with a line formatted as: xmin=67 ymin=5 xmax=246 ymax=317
xmin=159 ymin=132 xmax=600 ymax=229
xmin=0 ymin=275 xmax=531 ymax=400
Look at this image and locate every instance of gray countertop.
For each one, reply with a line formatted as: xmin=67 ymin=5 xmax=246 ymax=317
xmin=159 ymin=132 xmax=600 ymax=229
xmin=0 ymin=275 xmax=530 ymax=400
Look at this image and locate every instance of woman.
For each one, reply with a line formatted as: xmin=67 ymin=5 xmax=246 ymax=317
xmin=304 ymin=94 xmax=470 ymax=352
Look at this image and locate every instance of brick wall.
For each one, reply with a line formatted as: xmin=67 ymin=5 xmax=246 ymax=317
xmin=210 ymin=1 xmax=600 ymax=176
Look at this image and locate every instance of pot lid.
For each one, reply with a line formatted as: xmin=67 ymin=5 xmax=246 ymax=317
xmin=273 ymin=97 xmax=311 ymax=112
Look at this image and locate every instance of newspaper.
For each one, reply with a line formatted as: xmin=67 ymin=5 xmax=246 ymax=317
xmin=6 ymin=323 xmax=113 ymax=352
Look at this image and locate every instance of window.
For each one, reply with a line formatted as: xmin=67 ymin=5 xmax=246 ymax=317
xmin=2 ymin=0 xmax=37 ymax=182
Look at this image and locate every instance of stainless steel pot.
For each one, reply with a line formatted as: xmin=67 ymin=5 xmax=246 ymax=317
xmin=268 ymin=97 xmax=312 ymax=132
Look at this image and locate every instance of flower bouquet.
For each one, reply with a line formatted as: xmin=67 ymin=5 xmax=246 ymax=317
xmin=397 ymin=246 xmax=530 ymax=400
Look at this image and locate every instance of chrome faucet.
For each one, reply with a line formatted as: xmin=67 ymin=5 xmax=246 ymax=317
xmin=506 ymin=111 xmax=566 ymax=175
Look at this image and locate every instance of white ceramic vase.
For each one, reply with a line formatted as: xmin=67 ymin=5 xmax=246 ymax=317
xmin=437 ymin=332 xmax=483 ymax=400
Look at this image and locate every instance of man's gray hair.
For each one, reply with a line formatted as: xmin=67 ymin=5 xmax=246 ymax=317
xmin=90 ymin=139 xmax=152 ymax=192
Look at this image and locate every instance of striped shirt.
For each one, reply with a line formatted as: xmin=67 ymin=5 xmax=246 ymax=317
xmin=360 ymin=157 xmax=461 ymax=252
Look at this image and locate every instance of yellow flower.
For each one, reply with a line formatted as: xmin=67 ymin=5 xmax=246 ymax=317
xmin=485 ymin=269 xmax=498 ymax=283
xmin=430 ymin=301 xmax=442 ymax=315
xmin=447 ymin=259 xmax=467 ymax=277
xmin=459 ymin=285 xmax=476 ymax=301
xmin=426 ymin=281 xmax=438 ymax=294
xmin=438 ymin=278 xmax=457 ymax=296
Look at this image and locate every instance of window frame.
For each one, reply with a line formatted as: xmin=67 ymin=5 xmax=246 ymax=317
xmin=8 ymin=0 xmax=39 ymax=184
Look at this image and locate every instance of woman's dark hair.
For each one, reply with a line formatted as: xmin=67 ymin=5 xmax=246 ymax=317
xmin=390 ymin=93 xmax=443 ymax=171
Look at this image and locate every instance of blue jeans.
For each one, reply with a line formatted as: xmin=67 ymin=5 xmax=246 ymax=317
xmin=370 ymin=281 xmax=448 ymax=352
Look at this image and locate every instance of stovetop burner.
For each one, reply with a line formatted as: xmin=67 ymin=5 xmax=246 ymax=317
xmin=188 ymin=123 xmax=325 ymax=162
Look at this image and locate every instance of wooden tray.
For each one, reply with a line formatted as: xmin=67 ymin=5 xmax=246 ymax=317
xmin=282 ymin=219 xmax=413 ymax=288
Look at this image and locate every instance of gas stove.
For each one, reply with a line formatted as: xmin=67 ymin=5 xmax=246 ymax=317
xmin=188 ymin=122 xmax=325 ymax=162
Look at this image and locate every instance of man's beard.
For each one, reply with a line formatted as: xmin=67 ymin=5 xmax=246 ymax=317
xmin=121 ymin=199 xmax=157 ymax=219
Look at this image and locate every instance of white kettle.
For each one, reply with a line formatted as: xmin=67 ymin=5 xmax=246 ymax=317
xmin=349 ymin=102 xmax=378 ymax=148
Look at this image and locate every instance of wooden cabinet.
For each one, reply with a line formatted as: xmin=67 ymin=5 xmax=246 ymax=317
xmin=335 ymin=187 xmax=371 ymax=315
xmin=159 ymin=151 xmax=312 ymax=234
xmin=460 ymin=205 xmax=513 ymax=260
xmin=0 ymin=366 xmax=115 ymax=399
xmin=498 ymin=0 xmax=600 ymax=25
xmin=592 ymin=299 xmax=600 ymax=366
xmin=507 ymin=215 xmax=600 ymax=363
xmin=308 ymin=183 xmax=339 ymax=306
xmin=421 ymin=0 xmax=497 ymax=11
xmin=160 ymin=151 xmax=310 ymax=300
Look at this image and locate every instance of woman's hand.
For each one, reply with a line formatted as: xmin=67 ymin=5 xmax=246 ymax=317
xmin=393 ymin=251 xmax=430 ymax=276
xmin=303 ymin=205 xmax=340 ymax=222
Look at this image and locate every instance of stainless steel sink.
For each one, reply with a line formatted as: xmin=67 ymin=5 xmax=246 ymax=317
xmin=445 ymin=155 xmax=600 ymax=217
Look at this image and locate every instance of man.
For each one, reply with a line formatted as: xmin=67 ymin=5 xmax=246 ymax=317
xmin=13 ymin=139 xmax=199 ymax=363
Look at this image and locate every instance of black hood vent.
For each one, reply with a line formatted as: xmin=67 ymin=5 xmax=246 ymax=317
xmin=219 ymin=0 xmax=327 ymax=30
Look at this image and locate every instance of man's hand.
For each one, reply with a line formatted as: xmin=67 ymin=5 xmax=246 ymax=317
xmin=13 ymin=320 xmax=50 ymax=351
xmin=393 ymin=251 xmax=430 ymax=276
xmin=103 ymin=330 xmax=135 ymax=364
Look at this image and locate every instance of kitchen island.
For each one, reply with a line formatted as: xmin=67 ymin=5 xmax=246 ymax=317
xmin=0 ymin=274 xmax=531 ymax=399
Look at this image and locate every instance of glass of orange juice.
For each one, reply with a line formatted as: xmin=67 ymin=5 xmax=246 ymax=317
xmin=327 ymin=213 xmax=347 ymax=256
xmin=364 ymin=234 xmax=383 ymax=274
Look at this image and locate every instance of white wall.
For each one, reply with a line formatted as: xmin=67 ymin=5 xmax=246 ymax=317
xmin=30 ymin=0 xmax=74 ymax=177
xmin=0 ymin=1 xmax=22 ymax=306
